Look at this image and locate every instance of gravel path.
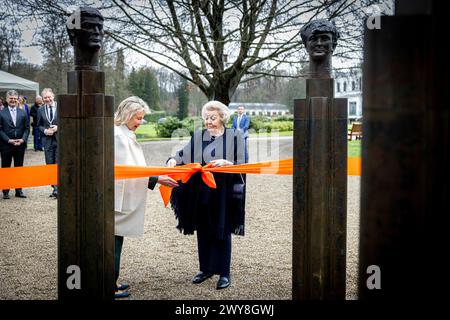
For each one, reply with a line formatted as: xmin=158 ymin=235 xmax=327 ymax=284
xmin=0 ymin=137 xmax=360 ymax=300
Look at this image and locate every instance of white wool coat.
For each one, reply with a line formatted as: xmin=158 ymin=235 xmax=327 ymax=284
xmin=114 ymin=125 xmax=148 ymax=237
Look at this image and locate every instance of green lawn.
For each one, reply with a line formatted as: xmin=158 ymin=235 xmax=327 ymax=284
xmin=135 ymin=123 xmax=158 ymax=137
xmin=348 ymin=140 xmax=361 ymax=157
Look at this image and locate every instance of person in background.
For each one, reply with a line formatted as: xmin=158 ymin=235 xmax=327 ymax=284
xmin=0 ymin=97 xmax=5 ymax=110
xmin=231 ymin=105 xmax=250 ymax=162
xmin=18 ymin=95 xmax=30 ymax=124
xmin=30 ymin=95 xmax=44 ymax=151
xmin=114 ymin=96 xmax=178 ymax=299
xmin=37 ymin=88 xmax=59 ymax=198
xmin=0 ymin=90 xmax=30 ymax=199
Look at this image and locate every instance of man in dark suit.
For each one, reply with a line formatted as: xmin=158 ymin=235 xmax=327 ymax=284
xmin=231 ymin=105 xmax=250 ymax=163
xmin=29 ymin=95 xmax=44 ymax=151
xmin=37 ymin=88 xmax=58 ymax=198
xmin=0 ymin=90 xmax=30 ymax=199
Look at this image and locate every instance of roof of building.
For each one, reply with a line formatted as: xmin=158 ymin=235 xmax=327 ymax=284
xmin=229 ymin=102 xmax=288 ymax=111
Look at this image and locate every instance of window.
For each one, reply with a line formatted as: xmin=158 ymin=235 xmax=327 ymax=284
xmin=337 ymin=82 xmax=341 ymax=92
xmin=252 ymin=111 xmax=256 ymax=116
xmin=352 ymin=81 xmax=355 ymax=91
xmin=343 ymin=82 xmax=347 ymax=92
xmin=349 ymin=102 xmax=357 ymax=116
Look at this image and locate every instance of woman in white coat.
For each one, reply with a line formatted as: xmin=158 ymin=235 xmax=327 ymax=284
xmin=114 ymin=96 xmax=178 ymax=298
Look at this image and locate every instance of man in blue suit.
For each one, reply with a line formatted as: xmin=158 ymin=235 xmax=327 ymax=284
xmin=231 ymin=105 xmax=250 ymax=163
xmin=0 ymin=90 xmax=30 ymax=199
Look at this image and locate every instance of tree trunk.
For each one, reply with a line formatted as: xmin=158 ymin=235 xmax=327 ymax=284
xmin=213 ymin=80 xmax=231 ymax=106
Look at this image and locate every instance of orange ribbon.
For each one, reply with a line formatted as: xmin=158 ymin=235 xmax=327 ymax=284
xmin=0 ymin=157 xmax=362 ymax=206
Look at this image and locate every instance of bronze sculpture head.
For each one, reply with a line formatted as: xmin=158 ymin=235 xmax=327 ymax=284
xmin=300 ymin=19 xmax=340 ymax=78
xmin=67 ymin=7 xmax=104 ymax=70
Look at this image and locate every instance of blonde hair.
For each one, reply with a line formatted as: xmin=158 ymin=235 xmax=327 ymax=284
xmin=201 ymin=100 xmax=230 ymax=124
xmin=114 ymin=96 xmax=150 ymax=126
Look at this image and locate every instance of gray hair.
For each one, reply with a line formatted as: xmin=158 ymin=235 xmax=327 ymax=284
xmin=6 ymin=90 xmax=18 ymax=98
xmin=201 ymin=100 xmax=230 ymax=124
xmin=41 ymin=88 xmax=55 ymax=97
xmin=114 ymin=96 xmax=150 ymax=126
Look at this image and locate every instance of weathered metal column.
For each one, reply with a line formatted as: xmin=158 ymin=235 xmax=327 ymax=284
xmin=359 ymin=0 xmax=448 ymax=299
xmin=293 ymin=20 xmax=347 ymax=299
xmin=57 ymin=7 xmax=115 ymax=300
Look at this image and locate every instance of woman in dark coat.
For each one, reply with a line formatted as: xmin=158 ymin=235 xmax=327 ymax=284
xmin=167 ymin=100 xmax=247 ymax=290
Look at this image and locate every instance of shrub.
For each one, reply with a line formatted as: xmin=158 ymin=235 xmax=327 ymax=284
xmin=155 ymin=116 xmax=182 ymax=137
xmin=270 ymin=121 xmax=293 ymax=132
xmin=181 ymin=116 xmax=204 ymax=135
xmin=273 ymin=114 xmax=293 ymax=122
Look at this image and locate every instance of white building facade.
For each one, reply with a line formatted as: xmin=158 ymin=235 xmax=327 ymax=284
xmin=228 ymin=102 xmax=290 ymax=117
xmin=334 ymin=69 xmax=363 ymax=122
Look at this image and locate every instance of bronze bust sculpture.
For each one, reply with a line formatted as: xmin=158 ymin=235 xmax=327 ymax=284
xmin=300 ymin=19 xmax=340 ymax=78
xmin=67 ymin=7 xmax=104 ymax=70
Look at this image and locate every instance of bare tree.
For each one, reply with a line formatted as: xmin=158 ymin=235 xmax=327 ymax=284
xmin=0 ymin=24 xmax=22 ymax=72
xmin=105 ymin=0 xmax=388 ymax=104
xmin=33 ymin=13 xmax=73 ymax=93
xmin=4 ymin=0 xmax=392 ymax=105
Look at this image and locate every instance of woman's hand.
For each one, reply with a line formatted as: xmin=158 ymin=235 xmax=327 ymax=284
xmin=157 ymin=175 xmax=179 ymax=187
xmin=166 ymin=159 xmax=177 ymax=167
xmin=210 ymin=159 xmax=233 ymax=167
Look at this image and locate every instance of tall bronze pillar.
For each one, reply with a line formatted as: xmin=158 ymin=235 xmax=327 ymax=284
xmin=359 ymin=0 xmax=448 ymax=299
xmin=57 ymin=7 xmax=115 ymax=300
xmin=293 ymin=20 xmax=347 ymax=299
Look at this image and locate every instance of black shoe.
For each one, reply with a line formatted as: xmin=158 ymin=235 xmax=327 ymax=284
xmin=216 ymin=276 xmax=230 ymax=290
xmin=3 ymin=194 xmax=10 ymax=200
xmin=15 ymin=192 xmax=27 ymax=198
xmin=192 ymin=272 xmax=213 ymax=284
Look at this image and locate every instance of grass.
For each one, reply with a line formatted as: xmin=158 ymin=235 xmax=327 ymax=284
xmin=348 ymin=140 xmax=361 ymax=157
xmin=135 ymin=123 xmax=158 ymax=137
xmin=248 ymin=130 xmax=294 ymax=137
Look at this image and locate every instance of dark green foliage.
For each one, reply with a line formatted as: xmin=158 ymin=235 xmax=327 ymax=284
xmin=181 ymin=116 xmax=203 ymax=135
xmin=128 ymin=67 xmax=160 ymax=110
xmin=155 ymin=116 xmax=183 ymax=138
xmin=177 ymin=78 xmax=189 ymax=119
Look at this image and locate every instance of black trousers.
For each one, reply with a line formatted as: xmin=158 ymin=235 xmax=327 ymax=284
xmin=43 ymin=137 xmax=58 ymax=192
xmin=196 ymin=229 xmax=232 ymax=277
xmin=114 ymin=235 xmax=124 ymax=290
xmin=1 ymin=146 xmax=25 ymax=194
